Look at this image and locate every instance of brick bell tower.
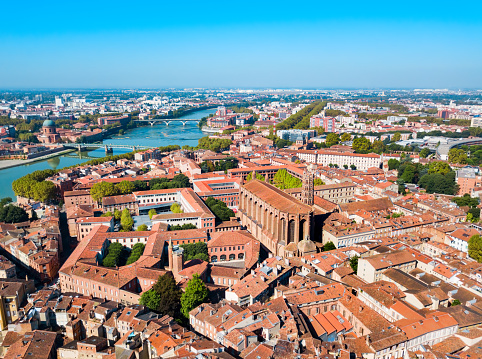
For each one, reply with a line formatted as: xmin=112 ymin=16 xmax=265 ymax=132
xmin=301 ymin=169 xmax=314 ymax=206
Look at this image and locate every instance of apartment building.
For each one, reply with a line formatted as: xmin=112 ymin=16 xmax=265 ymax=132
xmin=357 ymin=250 xmax=418 ymax=283
xmin=297 ymin=150 xmax=381 ymax=171
xmin=286 ymin=182 xmax=356 ymax=204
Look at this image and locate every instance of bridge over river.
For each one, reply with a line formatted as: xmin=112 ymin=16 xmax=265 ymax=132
xmin=64 ymin=143 xmax=155 ymax=153
xmin=134 ymin=118 xmax=200 ymax=126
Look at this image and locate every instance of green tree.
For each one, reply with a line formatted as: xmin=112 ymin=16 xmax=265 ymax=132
xmin=419 ymin=148 xmax=430 ymax=158
xmin=272 ymin=169 xmax=302 ymax=189
xmin=401 ymin=165 xmax=417 ymax=183
xmin=466 ymin=212 xmax=475 ymax=223
xmin=133 ymin=180 xmax=148 ymax=191
xmin=340 ymin=133 xmax=351 ymax=142
xmin=148 ymin=209 xmax=157 ymax=219
xmin=139 ymin=289 xmax=161 ymax=312
xmin=0 ymin=197 xmax=12 ymax=207
xmin=388 ymin=159 xmax=400 ymax=170
xmin=204 ymin=197 xmax=235 ymax=221
xmin=391 ymin=132 xmax=401 ymax=142
xmin=322 ymin=241 xmax=336 ymax=251
xmin=101 ymin=211 xmax=113 ymax=217
xmin=140 ymin=273 xmax=182 ymax=317
xmin=350 ymin=164 xmax=357 ymax=170
xmin=372 ymin=140 xmax=386 ymax=154
xmin=418 ymin=171 xmax=457 ymax=195
xmin=102 ymin=242 xmax=125 ymax=267
xmin=468 ymin=207 xmax=480 ymax=221
xmin=428 ymin=161 xmax=451 ymax=175
xmin=469 ymin=235 xmax=482 ymax=263
xmin=246 ymin=172 xmax=265 ymax=182
xmin=451 ymin=299 xmax=461 ymax=306
xmin=120 ymin=209 xmax=134 ymax=232
xmin=126 ymin=243 xmax=145 ymax=264
xmin=115 ymin=180 xmax=135 ymax=195
xmin=114 ymin=209 xmax=122 ymax=221
xmin=275 ymin=138 xmax=293 ymax=149
xmin=314 ymin=178 xmax=324 ymax=186
xmin=33 ymin=181 xmax=56 ymax=202
xmin=90 ymin=181 xmax=118 ymax=202
xmin=181 ymin=274 xmax=209 ymax=318
xmin=352 ymin=137 xmax=372 ymax=153
xmin=350 ymin=256 xmax=359 ymax=274
xmin=181 ymin=241 xmax=209 ymax=261
xmin=137 ymin=224 xmax=148 ymax=231
xmin=170 ymin=203 xmax=183 ymax=213
xmin=325 ymin=133 xmax=340 ymax=147
xmin=452 ymin=194 xmax=479 ymax=209
xmin=0 ymin=204 xmax=29 ymax=223
xmin=448 ymin=148 xmax=468 ymax=164
xmin=169 ymin=223 xmax=197 ymax=231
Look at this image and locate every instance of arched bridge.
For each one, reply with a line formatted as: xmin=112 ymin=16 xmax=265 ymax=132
xmin=64 ymin=143 xmax=155 ymax=152
xmin=436 ymin=137 xmax=482 ymax=160
xmin=134 ymin=118 xmax=200 ymax=126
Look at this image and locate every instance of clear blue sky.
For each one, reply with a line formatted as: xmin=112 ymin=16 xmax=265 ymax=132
xmin=1 ymin=0 xmax=481 ymax=89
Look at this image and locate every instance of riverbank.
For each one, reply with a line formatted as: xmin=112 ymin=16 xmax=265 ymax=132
xmin=0 ymin=149 xmax=76 ymax=170
xmin=0 ymin=107 xmax=216 ymax=199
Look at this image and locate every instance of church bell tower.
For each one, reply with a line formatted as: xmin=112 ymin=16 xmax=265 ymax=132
xmin=301 ymin=169 xmax=314 ymax=206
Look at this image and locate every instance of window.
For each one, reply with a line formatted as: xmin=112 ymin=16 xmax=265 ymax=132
xmin=211 ymin=256 xmax=218 ymax=262
xmin=220 ymin=255 xmax=226 ymax=261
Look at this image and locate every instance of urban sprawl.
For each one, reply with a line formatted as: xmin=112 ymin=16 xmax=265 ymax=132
xmin=1 ymin=89 xmax=482 ymax=359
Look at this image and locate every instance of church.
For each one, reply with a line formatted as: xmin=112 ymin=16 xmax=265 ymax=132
xmin=38 ymin=119 xmax=61 ymax=144
xmin=238 ymin=170 xmax=317 ymax=257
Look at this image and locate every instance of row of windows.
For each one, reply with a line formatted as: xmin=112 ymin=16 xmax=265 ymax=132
xmin=210 ymin=246 xmax=244 ymax=252
xmin=211 ymin=253 xmax=244 ymax=262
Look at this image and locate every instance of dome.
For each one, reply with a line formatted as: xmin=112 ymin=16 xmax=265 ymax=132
xmin=43 ymin=119 xmax=55 ymax=127
xmin=298 ymin=236 xmax=317 ymax=254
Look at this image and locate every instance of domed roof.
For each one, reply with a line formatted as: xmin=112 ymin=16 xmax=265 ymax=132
xmin=298 ymin=236 xmax=317 ymax=254
xmin=43 ymin=119 xmax=55 ymax=127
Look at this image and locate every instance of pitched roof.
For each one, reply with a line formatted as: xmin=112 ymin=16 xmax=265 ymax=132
xmin=243 ymin=180 xmax=312 ymax=214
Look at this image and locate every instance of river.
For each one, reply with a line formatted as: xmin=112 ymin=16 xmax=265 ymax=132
xmin=0 ymin=108 xmax=215 ymax=199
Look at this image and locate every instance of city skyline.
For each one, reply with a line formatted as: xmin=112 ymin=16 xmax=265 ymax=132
xmin=1 ymin=0 xmax=481 ymax=89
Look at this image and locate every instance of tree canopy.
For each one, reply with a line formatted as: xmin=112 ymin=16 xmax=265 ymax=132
xmin=325 ymin=133 xmax=340 ymax=147
xmin=12 ymin=169 xmax=57 ymax=202
xmin=204 ymin=197 xmax=235 ymax=221
xmin=181 ymin=274 xmax=209 ymax=318
xmin=148 ymin=209 xmax=157 ymax=219
xmin=246 ymin=172 xmax=265 ymax=182
xmin=126 ymin=243 xmax=145 ymax=264
xmin=0 ymin=204 xmax=29 ymax=223
xmin=322 ymin=241 xmax=336 ymax=251
xmin=139 ymin=272 xmax=182 ymax=317
xmin=168 ymin=223 xmax=197 ymax=231
xmin=149 ymin=174 xmax=190 ymax=190
xmin=469 ymin=235 xmax=482 ymax=263
xmin=276 ymin=101 xmax=325 ymax=130
xmin=170 ymin=203 xmax=183 ymax=213
xmin=180 ymin=241 xmax=209 ymax=262
xmin=90 ymin=181 xmax=118 ymax=202
xmin=272 ymin=169 xmax=302 ymax=190
xmin=197 ymin=136 xmax=232 ymax=152
xmin=120 ymin=209 xmax=134 ymax=232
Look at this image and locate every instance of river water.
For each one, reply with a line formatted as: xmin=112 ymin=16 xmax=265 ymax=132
xmin=0 ymin=108 xmax=215 ymax=199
